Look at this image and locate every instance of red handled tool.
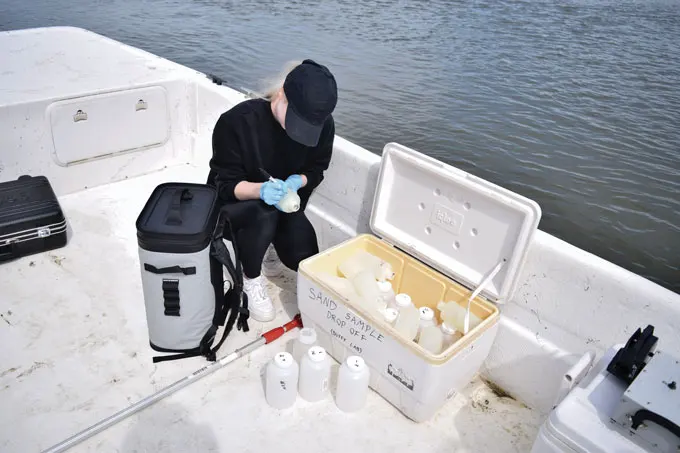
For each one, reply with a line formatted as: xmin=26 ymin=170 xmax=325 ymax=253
xmin=43 ymin=314 xmax=304 ymax=453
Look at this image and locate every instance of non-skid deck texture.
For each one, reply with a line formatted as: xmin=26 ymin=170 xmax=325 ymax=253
xmin=0 ymin=166 xmax=542 ymax=453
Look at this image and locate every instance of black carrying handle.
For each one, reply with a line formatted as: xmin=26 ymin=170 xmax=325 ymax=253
xmin=144 ymin=263 xmax=196 ymax=275
xmin=631 ymin=409 xmax=680 ymax=439
xmin=165 ymin=189 xmax=193 ymax=226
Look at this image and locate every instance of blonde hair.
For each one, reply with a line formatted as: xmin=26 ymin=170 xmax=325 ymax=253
xmin=260 ymin=60 xmax=303 ymax=100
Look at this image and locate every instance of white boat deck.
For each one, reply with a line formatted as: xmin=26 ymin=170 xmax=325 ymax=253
xmin=4 ymin=25 xmax=680 ymax=453
xmin=0 ymin=164 xmax=542 ymax=453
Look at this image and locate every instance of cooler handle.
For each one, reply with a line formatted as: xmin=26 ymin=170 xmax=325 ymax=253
xmin=631 ymin=408 xmax=680 ymax=440
xmin=165 ymin=189 xmax=193 ymax=226
xmin=144 ymin=263 xmax=196 ymax=275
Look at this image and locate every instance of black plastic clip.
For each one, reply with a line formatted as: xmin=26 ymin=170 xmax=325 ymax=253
xmin=606 ymin=324 xmax=657 ymax=384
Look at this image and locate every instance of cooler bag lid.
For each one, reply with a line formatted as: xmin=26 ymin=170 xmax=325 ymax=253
xmin=369 ymin=143 xmax=541 ymax=303
xmin=136 ymin=182 xmax=218 ymax=253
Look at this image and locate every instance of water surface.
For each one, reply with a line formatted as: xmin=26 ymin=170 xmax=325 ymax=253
xmin=2 ymin=0 xmax=678 ymax=292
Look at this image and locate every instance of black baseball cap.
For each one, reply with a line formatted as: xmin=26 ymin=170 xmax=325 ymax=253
xmin=283 ymin=59 xmax=338 ymax=147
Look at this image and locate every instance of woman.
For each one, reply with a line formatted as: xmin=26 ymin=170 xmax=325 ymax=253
xmin=207 ymin=59 xmax=338 ymax=322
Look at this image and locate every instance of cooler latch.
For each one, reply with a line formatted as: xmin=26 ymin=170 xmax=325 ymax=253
xmin=162 ymin=279 xmax=180 ymax=316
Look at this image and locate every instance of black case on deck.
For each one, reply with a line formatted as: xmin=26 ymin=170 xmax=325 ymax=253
xmin=0 ymin=175 xmax=68 ymax=263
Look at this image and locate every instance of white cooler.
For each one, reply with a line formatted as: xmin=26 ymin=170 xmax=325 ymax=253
xmin=532 ymin=345 xmax=679 ymax=453
xmin=297 ymin=142 xmax=542 ymax=422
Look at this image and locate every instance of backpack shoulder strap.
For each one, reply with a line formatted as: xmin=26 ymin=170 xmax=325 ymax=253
xmin=206 ymin=208 xmax=250 ymax=357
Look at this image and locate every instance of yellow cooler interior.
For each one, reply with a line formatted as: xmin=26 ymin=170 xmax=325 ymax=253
xmin=299 ymin=234 xmax=499 ymax=361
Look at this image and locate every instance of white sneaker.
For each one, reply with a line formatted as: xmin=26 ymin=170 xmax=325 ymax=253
xmin=243 ymin=275 xmax=275 ymax=322
xmin=262 ymin=245 xmax=285 ymax=278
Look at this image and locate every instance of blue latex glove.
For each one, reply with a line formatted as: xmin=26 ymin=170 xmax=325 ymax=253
xmin=259 ymin=179 xmax=285 ymax=206
xmin=284 ymin=174 xmax=304 ymax=192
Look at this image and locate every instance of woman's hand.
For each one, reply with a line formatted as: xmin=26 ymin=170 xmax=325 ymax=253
xmin=259 ymin=179 xmax=286 ymax=205
xmin=284 ymin=174 xmax=306 ymax=192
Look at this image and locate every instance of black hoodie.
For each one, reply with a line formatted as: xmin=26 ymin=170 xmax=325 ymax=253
xmin=207 ymin=98 xmax=335 ymax=208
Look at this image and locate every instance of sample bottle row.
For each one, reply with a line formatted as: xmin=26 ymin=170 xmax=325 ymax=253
xmin=265 ymin=327 xmax=371 ymax=412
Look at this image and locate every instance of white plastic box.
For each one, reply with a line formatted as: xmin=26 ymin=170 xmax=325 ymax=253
xmin=297 ymin=142 xmax=541 ymax=422
xmin=531 ymin=346 xmax=664 ymax=453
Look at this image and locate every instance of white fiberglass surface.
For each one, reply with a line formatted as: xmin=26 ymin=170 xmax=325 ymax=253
xmin=0 ymin=166 xmax=541 ymax=453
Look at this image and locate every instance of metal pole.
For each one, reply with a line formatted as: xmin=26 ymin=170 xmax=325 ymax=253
xmin=42 ymin=315 xmax=302 ymax=453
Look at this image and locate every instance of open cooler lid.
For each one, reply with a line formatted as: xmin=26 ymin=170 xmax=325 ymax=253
xmin=369 ymin=143 xmax=541 ymax=303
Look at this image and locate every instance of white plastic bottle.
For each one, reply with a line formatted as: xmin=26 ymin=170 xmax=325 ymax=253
xmin=437 ymin=300 xmax=482 ymax=333
xmin=338 ymin=250 xmax=395 ymax=282
xmin=298 ymin=346 xmax=331 ymax=402
xmin=417 ymin=306 xmax=436 ymax=341
xmin=383 ymin=308 xmax=399 ymax=326
xmin=265 ymin=352 xmax=299 ymax=409
xmin=391 ymin=293 xmax=413 ymax=312
xmin=317 ymin=272 xmax=361 ymax=301
xmin=441 ymin=322 xmax=463 ymax=350
xmin=350 ymin=270 xmax=381 ymax=313
xmin=277 ymin=188 xmax=301 ymax=213
xmin=335 ymin=356 xmax=371 ymax=412
xmin=292 ymin=327 xmax=317 ymax=364
xmin=338 ymin=251 xmax=373 ymax=279
xmin=376 ymin=281 xmax=396 ymax=310
xmin=418 ymin=325 xmax=444 ymax=354
xmin=393 ymin=304 xmax=420 ymax=341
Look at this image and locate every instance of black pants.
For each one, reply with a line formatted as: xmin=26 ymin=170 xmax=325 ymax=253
xmin=219 ymin=200 xmax=319 ymax=279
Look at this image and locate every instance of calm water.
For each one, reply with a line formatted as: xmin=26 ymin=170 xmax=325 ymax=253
xmin=2 ymin=0 xmax=679 ymax=292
